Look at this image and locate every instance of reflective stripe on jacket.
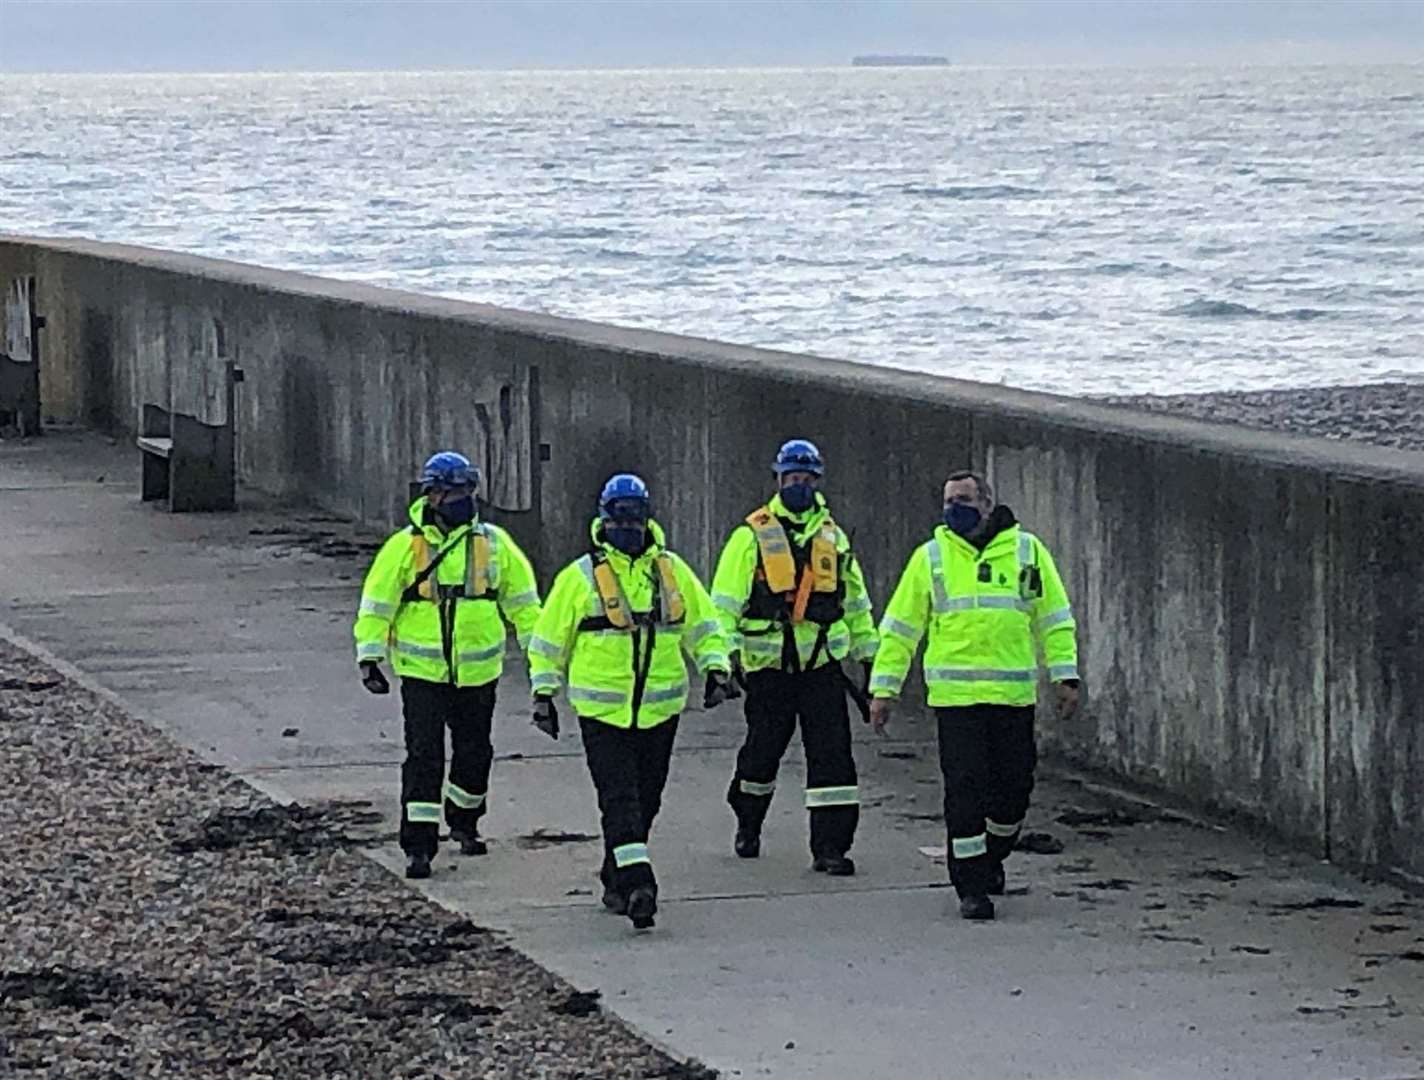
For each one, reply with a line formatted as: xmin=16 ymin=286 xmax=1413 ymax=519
xmin=528 ymin=518 xmax=729 ymax=729
xmin=870 ymin=523 xmax=1077 ymax=707
xmin=710 ymin=492 xmax=877 ymax=674
xmin=353 ymin=496 xmax=541 ymax=686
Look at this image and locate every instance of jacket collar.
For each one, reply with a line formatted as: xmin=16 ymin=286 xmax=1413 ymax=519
xmin=589 ymin=516 xmax=667 ymax=569
xmin=408 ymin=495 xmax=478 ymax=542
xmin=768 ymin=490 xmax=829 ymax=537
xmin=936 ymin=506 xmax=1020 ymax=557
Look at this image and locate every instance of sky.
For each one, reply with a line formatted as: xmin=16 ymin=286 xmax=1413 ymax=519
xmin=1 ymin=0 xmax=1422 ymax=73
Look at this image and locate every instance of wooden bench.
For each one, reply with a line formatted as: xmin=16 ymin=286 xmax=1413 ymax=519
xmin=138 ymin=364 xmax=243 ymax=512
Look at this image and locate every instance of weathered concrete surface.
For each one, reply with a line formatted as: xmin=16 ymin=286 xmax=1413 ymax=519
xmin=1327 ymin=473 xmax=1424 ymax=877
xmin=1 ymin=235 xmax=1423 ymax=885
xmin=5 ymin=433 xmax=1424 ymax=1079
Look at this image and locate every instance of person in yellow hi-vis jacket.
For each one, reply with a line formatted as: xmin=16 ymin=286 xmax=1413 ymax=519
xmin=354 ymin=452 xmax=540 ymax=881
xmin=869 ymin=470 xmax=1080 ymax=921
xmin=527 ymin=473 xmax=736 ymax=931
xmin=710 ymin=439 xmax=878 ymax=875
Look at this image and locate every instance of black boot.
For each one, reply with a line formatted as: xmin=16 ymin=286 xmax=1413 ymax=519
xmin=406 ymin=853 xmax=432 ymax=880
xmin=734 ymin=827 xmax=761 ymax=859
xmin=959 ymin=894 xmax=995 ymax=920
xmin=451 ymin=827 xmax=487 ymax=856
xmin=812 ymin=855 xmax=856 ymax=876
xmin=987 ymin=863 xmax=1006 ymax=896
xmin=626 ymin=886 xmax=657 ymax=930
xmin=598 ymin=864 xmax=627 ymax=914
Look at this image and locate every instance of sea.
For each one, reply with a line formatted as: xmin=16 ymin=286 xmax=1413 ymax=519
xmin=1 ymin=64 xmax=1421 ymax=396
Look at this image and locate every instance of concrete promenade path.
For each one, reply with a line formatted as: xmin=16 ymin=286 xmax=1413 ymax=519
xmin=4 ymin=431 xmax=1424 ymax=1080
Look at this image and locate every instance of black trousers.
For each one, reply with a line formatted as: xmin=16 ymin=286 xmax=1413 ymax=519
xmin=399 ymin=677 xmax=496 ymax=857
xmin=726 ymin=664 xmax=859 ymax=858
xmin=580 ymin=715 xmax=680 ymax=899
xmin=936 ymin=704 xmax=1037 ymax=897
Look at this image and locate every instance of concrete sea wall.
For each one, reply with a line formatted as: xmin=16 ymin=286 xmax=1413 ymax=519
xmin=2 ymin=234 xmax=1421 ymax=882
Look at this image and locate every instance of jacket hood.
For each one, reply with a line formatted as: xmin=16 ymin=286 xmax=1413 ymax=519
xmin=589 ymin=516 xmax=667 ymax=562
xmin=408 ymin=494 xmax=479 ymax=537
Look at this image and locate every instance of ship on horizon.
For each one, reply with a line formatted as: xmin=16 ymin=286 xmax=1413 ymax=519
xmin=851 ymin=54 xmax=949 ymax=67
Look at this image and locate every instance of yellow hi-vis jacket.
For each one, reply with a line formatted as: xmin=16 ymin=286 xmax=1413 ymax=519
xmin=710 ymin=492 xmax=877 ymax=674
xmin=870 ymin=522 xmax=1078 ymax=707
xmin=353 ymin=497 xmax=541 ymax=687
xmin=527 ymin=518 xmax=730 ymax=729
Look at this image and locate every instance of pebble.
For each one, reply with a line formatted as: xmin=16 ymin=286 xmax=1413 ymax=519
xmin=0 ymin=639 xmax=715 ymax=1079
xmin=1098 ymin=382 xmax=1424 ymax=455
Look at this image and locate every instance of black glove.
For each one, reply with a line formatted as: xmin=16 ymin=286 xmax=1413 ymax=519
xmin=860 ymin=661 xmax=873 ymax=696
xmin=359 ymin=660 xmax=390 ymax=695
xmin=730 ymin=652 xmax=748 ymax=691
xmin=703 ymin=670 xmax=740 ymax=709
xmin=532 ymin=696 xmax=559 ymax=740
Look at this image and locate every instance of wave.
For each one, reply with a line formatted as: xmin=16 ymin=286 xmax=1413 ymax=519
xmin=893 ymin=183 xmax=1040 ymax=200
xmin=1168 ymin=300 xmax=1334 ymax=321
xmin=801 ymin=187 xmax=868 ymax=201
xmin=681 ymin=247 xmax=743 ymax=266
xmin=606 ymin=119 xmax=693 ymax=131
xmin=547 ymin=226 xmax=619 ymax=241
xmin=1273 ymin=307 xmax=1333 ymax=321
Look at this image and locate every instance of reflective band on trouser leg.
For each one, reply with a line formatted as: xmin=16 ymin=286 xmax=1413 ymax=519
xmin=952 ymin=834 xmax=988 ymax=859
xmin=739 ymin=779 xmax=776 ymax=797
xmin=985 ymin=819 xmax=1022 ymax=837
xmin=406 ymin=802 xmax=443 ymax=823
xmin=443 ymin=782 xmax=486 ymax=810
xmin=612 ymin=842 xmax=650 ymax=868
xmin=805 ymin=785 xmax=860 ymax=808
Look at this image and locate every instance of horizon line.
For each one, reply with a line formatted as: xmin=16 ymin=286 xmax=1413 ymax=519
xmin=3 ymin=56 xmax=1422 ymax=78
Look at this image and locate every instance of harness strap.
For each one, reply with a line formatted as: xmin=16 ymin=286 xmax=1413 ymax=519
xmin=402 ymin=526 xmax=473 ymax=604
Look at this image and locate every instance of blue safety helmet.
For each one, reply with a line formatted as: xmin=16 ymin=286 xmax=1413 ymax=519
xmin=419 ymin=451 xmax=479 ymax=492
xmin=772 ymin=439 xmax=824 ymax=477
xmin=598 ymin=473 xmax=651 ymax=522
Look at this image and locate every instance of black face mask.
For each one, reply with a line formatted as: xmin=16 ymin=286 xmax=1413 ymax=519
xmin=605 ymin=525 xmax=647 ymax=556
xmin=944 ymin=503 xmax=981 ymax=537
xmin=780 ymin=482 xmax=816 ymax=514
xmin=436 ymin=495 xmax=476 ymax=527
